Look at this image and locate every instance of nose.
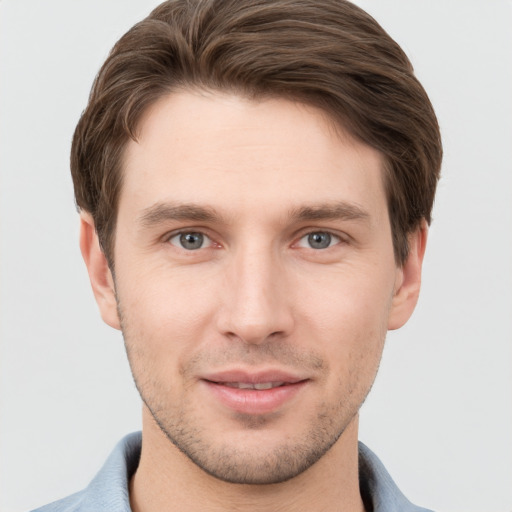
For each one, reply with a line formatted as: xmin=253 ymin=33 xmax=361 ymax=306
xmin=216 ymin=245 xmax=294 ymax=345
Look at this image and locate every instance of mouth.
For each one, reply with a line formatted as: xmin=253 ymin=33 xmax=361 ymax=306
xmin=217 ymin=381 xmax=288 ymax=390
xmin=201 ymin=370 xmax=309 ymax=415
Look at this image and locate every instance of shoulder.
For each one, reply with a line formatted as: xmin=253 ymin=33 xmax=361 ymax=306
xmin=30 ymin=491 xmax=86 ymax=512
xmin=358 ymin=442 xmax=435 ymax=512
xmin=29 ymin=432 xmax=141 ymax=512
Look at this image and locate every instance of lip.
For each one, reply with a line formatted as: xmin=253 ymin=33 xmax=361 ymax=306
xmin=201 ymin=369 xmax=309 ymax=415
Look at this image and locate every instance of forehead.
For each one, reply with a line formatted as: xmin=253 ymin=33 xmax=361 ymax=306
xmin=120 ymin=90 xmax=387 ymax=222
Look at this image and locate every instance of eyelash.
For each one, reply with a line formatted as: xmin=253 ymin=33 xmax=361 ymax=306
xmin=167 ymin=231 xmax=216 ymax=251
xmin=165 ymin=229 xmax=346 ymax=251
xmin=295 ymin=231 xmax=343 ymax=250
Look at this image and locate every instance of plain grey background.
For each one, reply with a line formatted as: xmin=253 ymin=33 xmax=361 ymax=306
xmin=1 ymin=1 xmax=511 ymax=511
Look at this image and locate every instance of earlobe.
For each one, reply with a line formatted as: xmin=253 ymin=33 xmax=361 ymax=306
xmin=79 ymin=212 xmax=121 ymax=330
xmin=388 ymin=221 xmax=428 ymax=331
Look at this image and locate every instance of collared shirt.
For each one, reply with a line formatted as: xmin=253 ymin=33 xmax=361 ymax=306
xmin=31 ymin=432 xmax=434 ymax=512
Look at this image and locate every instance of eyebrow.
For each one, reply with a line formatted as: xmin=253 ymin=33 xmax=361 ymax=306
xmin=137 ymin=200 xmax=370 ymax=230
xmin=138 ymin=202 xmax=220 ymax=228
xmin=289 ymin=202 xmax=370 ymax=223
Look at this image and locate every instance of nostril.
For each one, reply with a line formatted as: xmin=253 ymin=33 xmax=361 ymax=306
xmin=222 ymin=329 xmax=286 ymax=346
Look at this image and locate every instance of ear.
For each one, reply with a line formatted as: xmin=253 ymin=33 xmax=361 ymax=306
xmin=388 ymin=221 xmax=428 ymax=330
xmin=79 ymin=212 xmax=121 ymax=330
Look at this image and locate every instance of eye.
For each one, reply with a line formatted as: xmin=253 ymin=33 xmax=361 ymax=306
xmin=297 ymin=231 xmax=341 ymax=250
xmin=168 ymin=232 xmax=212 ymax=250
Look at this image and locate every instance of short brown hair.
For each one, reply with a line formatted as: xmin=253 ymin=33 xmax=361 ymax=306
xmin=71 ymin=0 xmax=442 ymax=266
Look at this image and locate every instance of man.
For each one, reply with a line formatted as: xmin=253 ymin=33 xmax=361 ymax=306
xmin=33 ymin=0 xmax=442 ymax=510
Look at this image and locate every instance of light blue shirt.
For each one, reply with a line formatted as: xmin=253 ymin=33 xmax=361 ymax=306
xmin=31 ymin=432 xmax=433 ymax=512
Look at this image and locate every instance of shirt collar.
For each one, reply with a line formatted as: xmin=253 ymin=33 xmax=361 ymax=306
xmin=75 ymin=432 xmax=431 ymax=512
xmin=358 ymin=442 xmax=433 ymax=512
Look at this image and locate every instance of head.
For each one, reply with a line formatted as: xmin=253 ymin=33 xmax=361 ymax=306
xmin=76 ymin=0 xmax=441 ymax=486
xmin=72 ymin=0 xmax=441 ymax=269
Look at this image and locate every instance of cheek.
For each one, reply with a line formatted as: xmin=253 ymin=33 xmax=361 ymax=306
xmin=115 ymin=263 xmax=219 ymax=369
xmin=119 ymin=255 xmax=217 ymax=317
xmin=296 ymin=263 xmax=395 ymax=333
xmin=293 ymin=264 xmax=392 ymax=374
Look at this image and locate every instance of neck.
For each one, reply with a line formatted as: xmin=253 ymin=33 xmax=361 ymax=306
xmin=130 ymin=407 xmax=365 ymax=512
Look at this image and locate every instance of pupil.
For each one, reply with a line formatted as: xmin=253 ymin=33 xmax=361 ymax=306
xmin=308 ymin=232 xmax=331 ymax=249
xmin=180 ymin=232 xmax=203 ymax=250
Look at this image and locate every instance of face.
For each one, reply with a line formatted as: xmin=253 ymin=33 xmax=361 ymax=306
xmin=84 ymin=91 xmax=424 ymax=484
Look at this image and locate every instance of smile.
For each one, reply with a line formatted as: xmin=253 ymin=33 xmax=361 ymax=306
xmin=220 ymin=381 xmax=286 ymax=390
xmin=201 ymin=372 xmax=309 ymax=415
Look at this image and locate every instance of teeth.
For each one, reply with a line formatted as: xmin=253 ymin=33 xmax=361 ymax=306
xmin=222 ymin=382 xmax=285 ymax=390
xmin=254 ymin=382 xmax=276 ymax=390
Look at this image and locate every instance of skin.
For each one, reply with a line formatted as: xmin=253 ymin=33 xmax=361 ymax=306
xmin=80 ymin=91 xmax=427 ymax=512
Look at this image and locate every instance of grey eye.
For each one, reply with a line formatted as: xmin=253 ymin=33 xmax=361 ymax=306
xmin=297 ymin=231 xmax=340 ymax=250
xmin=169 ymin=232 xmax=209 ymax=250
xmin=308 ymin=232 xmax=332 ymax=249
